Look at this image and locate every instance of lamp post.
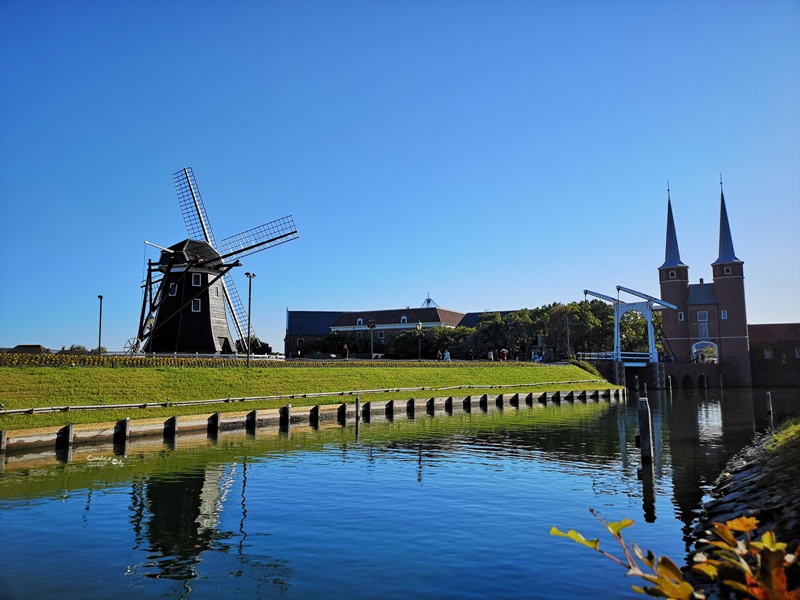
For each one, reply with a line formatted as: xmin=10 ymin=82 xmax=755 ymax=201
xmin=368 ymin=319 xmax=376 ymax=358
xmin=245 ymin=272 xmax=256 ymax=367
xmin=97 ymin=295 xmax=103 ymax=356
xmin=416 ymin=320 xmax=423 ymax=361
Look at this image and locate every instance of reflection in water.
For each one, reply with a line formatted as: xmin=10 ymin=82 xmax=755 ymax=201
xmin=0 ymin=388 xmax=797 ymax=600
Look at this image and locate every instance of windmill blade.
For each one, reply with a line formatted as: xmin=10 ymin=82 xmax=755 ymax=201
xmin=221 ymin=272 xmax=252 ymax=348
xmin=173 ymin=167 xmax=218 ymax=246
xmin=218 ymin=216 xmax=299 ymax=262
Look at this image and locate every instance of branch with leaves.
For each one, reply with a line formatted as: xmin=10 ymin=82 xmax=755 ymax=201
xmin=551 ymin=509 xmax=800 ymax=599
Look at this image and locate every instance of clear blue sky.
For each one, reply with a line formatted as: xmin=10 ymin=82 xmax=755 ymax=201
xmin=1 ymin=1 xmax=798 ymax=352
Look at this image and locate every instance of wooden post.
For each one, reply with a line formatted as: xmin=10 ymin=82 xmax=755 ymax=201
xmin=280 ymin=404 xmax=291 ymax=432
xmin=208 ymin=412 xmax=221 ymax=437
xmin=0 ymin=430 xmax=7 ymax=453
xmin=311 ymin=405 xmax=320 ymax=428
xmin=246 ymin=409 xmax=259 ymax=433
xmin=56 ymin=424 xmax=75 ymax=450
xmin=638 ymin=396 xmax=653 ymax=463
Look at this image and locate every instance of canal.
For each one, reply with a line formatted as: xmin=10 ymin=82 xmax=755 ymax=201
xmin=0 ymin=387 xmax=797 ymax=599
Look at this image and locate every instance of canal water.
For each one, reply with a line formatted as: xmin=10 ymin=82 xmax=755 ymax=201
xmin=0 ymin=387 xmax=797 ymax=599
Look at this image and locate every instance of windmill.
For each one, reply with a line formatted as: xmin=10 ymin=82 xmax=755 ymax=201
xmin=129 ymin=167 xmax=299 ymax=354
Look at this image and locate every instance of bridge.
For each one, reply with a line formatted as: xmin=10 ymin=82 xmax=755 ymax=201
xmin=581 ymin=285 xmax=677 ymax=367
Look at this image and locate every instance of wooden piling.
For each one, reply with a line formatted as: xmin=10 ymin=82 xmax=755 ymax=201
xmin=638 ymin=396 xmax=653 ymax=463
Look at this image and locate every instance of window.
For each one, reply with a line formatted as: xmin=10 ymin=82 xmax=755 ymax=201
xmin=192 ymin=273 xmax=201 ymax=286
xmin=356 ymin=318 xmax=364 ymax=326
xmin=192 ymin=299 xmax=201 ymax=312
xmin=678 ymin=312 xmax=684 ymax=322
xmin=297 ymin=338 xmax=304 ymax=345
xmin=356 ymin=332 xmax=362 ymax=338
xmin=214 ymin=286 xmax=220 ymax=298
xmin=724 ymin=266 xmax=732 ymax=275
xmin=764 ymin=348 xmax=773 ymax=359
xmin=400 ymin=316 xmax=408 ymax=324
xmin=378 ymin=331 xmax=384 ymax=339
xmin=169 ymin=283 xmax=177 ymax=296
xmin=669 ymin=270 xmax=676 ymax=279
xmin=720 ymin=310 xmax=727 ymax=320
xmin=697 ymin=311 xmax=708 ymax=321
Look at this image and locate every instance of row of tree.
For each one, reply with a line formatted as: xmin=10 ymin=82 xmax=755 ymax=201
xmin=296 ymin=300 xmax=663 ymax=360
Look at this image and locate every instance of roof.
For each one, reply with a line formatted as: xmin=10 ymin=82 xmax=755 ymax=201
xmin=685 ymin=283 xmax=718 ymax=306
xmin=712 ymin=190 xmax=742 ymax=266
xmin=9 ymin=344 xmax=50 ymax=354
xmin=160 ymin=239 xmax=224 ymax=269
xmin=286 ymin=311 xmax=344 ymax=336
xmin=660 ymin=197 xmax=687 ymax=269
xmin=331 ymin=307 xmax=466 ymax=328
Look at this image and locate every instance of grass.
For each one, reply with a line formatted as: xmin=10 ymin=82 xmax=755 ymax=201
xmin=0 ymin=361 xmax=615 ymax=430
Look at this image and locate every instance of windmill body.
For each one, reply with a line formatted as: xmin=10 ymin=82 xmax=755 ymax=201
xmin=131 ymin=168 xmax=299 ymax=355
xmin=143 ymin=240 xmax=237 ymax=354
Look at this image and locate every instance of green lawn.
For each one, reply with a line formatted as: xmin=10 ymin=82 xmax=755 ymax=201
xmin=0 ymin=362 xmax=613 ymax=429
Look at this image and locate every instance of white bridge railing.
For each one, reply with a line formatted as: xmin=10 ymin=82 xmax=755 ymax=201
xmin=578 ymin=351 xmax=651 ymax=362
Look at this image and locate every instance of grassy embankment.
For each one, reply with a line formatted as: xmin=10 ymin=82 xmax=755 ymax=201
xmin=768 ymin=415 xmax=800 ymax=489
xmin=0 ymin=361 xmax=614 ymax=430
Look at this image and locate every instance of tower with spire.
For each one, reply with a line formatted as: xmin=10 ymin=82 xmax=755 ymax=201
xmin=657 ymin=181 xmax=752 ymax=386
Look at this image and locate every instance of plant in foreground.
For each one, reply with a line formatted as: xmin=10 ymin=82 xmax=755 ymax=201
xmin=551 ymin=509 xmax=800 ymax=599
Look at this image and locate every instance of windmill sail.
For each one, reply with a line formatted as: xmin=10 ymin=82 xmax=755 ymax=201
xmin=174 ymin=167 xmax=218 ymax=247
xmin=218 ymin=216 xmax=299 ymax=260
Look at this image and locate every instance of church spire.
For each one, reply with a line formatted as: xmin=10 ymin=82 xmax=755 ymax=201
xmin=713 ymin=178 xmax=741 ymax=265
xmin=660 ymin=184 xmax=686 ymax=268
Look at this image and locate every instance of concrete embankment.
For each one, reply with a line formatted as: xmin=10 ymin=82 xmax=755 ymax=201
xmin=0 ymin=389 xmax=623 ymax=467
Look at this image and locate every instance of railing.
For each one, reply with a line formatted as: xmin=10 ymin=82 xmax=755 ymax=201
xmin=578 ymin=351 xmax=651 ymax=362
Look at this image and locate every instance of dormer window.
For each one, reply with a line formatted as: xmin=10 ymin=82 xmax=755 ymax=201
xmin=356 ymin=318 xmax=364 ymax=326
xmin=400 ymin=316 xmax=408 ymax=324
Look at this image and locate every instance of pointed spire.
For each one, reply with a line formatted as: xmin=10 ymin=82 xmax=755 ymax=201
xmin=713 ymin=178 xmax=741 ymax=265
xmin=660 ymin=184 xmax=686 ymax=268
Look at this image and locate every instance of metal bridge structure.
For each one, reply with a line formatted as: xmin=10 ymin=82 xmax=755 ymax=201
xmin=582 ymin=286 xmax=677 ymax=367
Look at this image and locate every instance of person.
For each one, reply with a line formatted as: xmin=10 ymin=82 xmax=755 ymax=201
xmin=343 ymin=344 xmax=349 ymax=359
xmin=488 ymin=350 xmax=493 ymax=361
xmin=444 ymin=349 xmax=451 ymax=362
xmin=437 ymin=350 xmax=443 ymax=361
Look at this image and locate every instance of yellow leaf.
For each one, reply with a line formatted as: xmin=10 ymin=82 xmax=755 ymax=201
xmin=608 ymin=518 xmax=635 ymax=536
xmin=690 ymin=563 xmax=719 ymax=579
xmin=725 ymin=516 xmax=759 ymax=533
xmin=549 ymin=526 xmax=600 ymax=550
xmin=657 ymin=555 xmax=684 ymax=582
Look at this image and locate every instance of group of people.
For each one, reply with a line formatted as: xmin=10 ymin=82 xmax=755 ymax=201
xmin=436 ymin=349 xmax=452 ymax=362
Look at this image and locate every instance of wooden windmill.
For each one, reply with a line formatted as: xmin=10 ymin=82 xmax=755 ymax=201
xmin=130 ymin=167 xmax=299 ymax=354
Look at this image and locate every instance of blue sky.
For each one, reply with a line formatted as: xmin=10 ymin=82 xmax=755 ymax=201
xmin=1 ymin=1 xmax=798 ymax=352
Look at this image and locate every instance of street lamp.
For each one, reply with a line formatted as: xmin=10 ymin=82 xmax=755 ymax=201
xmin=416 ymin=320 xmax=423 ymax=361
xmin=245 ymin=272 xmax=256 ymax=367
xmin=97 ymin=295 xmax=103 ymax=356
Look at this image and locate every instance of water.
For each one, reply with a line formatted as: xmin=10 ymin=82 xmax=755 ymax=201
xmin=0 ymin=387 xmax=797 ymax=599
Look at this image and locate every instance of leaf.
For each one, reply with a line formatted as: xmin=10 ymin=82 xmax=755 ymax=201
xmin=550 ymin=526 xmax=600 ymax=550
xmin=725 ymin=516 xmax=759 ymax=533
xmin=608 ymin=518 xmax=635 ymax=536
xmin=712 ymin=522 xmax=739 ymax=547
xmin=690 ymin=563 xmax=719 ymax=579
xmin=633 ymin=542 xmax=656 ymax=570
xmin=657 ymin=555 xmax=685 ymax=582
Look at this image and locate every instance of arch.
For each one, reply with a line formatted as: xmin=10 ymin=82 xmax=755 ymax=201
xmin=682 ymin=374 xmax=694 ymax=389
xmin=356 ymin=318 xmax=364 ymax=326
xmin=400 ymin=316 xmax=408 ymax=324
xmin=691 ymin=341 xmax=718 ymax=364
xmin=698 ymin=373 xmax=708 ymax=389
